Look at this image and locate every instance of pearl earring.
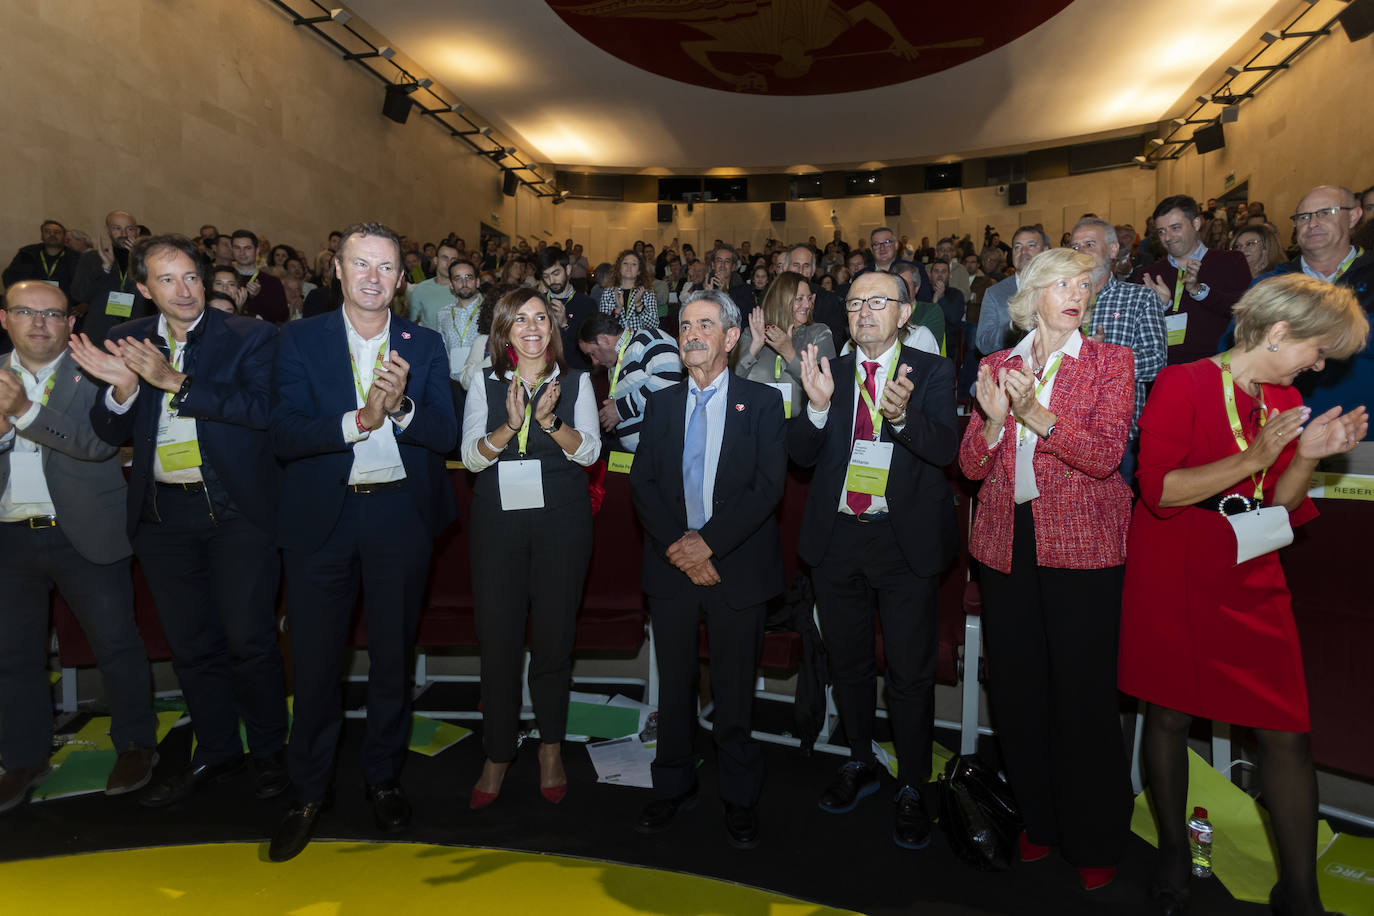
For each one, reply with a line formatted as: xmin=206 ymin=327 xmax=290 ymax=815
xmin=1268 ymin=344 xmax=1279 ymax=351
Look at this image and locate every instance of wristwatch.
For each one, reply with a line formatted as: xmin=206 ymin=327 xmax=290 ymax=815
xmin=541 ymin=415 xmax=563 ymax=434
xmin=386 ymin=396 xmax=413 ymax=422
xmin=169 ymin=375 xmax=193 ymax=411
xmin=1044 ymin=423 xmax=1057 ymax=440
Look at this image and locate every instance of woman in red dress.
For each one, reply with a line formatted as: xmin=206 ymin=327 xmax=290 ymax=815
xmin=1120 ymin=274 xmax=1369 ymax=916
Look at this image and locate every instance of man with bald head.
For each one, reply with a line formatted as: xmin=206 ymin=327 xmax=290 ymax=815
xmin=0 ymin=281 xmax=158 ymax=812
xmin=785 ymin=243 xmax=847 ymax=345
xmin=790 ymin=268 xmax=958 ymax=852
xmin=4 ymin=220 xmax=78 ymax=294
xmin=70 ymin=209 xmax=151 ymax=346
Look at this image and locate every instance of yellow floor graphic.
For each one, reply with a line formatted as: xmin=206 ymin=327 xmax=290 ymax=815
xmin=0 ymin=842 xmax=858 ymax=915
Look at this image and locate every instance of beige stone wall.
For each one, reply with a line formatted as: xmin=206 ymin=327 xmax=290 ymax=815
xmin=0 ymin=0 xmax=549 ymax=263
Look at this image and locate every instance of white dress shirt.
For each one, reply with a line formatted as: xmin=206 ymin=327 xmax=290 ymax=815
xmin=807 ymin=339 xmax=904 ymax=515
xmin=684 ymin=368 xmax=730 ymax=526
xmin=0 ymin=352 xmax=64 ymax=520
xmin=1004 ymin=327 xmax=1081 ymax=504
xmin=340 ymin=311 xmax=413 ymax=484
xmin=460 ymin=368 xmax=600 ymax=471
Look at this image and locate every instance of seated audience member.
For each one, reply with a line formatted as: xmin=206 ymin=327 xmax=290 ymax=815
xmin=1133 ymin=195 xmax=1251 ymax=366
xmin=207 ymin=292 xmax=238 ymax=315
xmin=538 ymin=247 xmax=597 ymax=373
xmin=4 ymin=220 xmax=78 ymax=293
xmin=735 ymin=271 xmax=836 ymax=419
xmin=1120 ymin=275 xmax=1368 ymax=916
xmin=586 ymin=262 xmax=612 ymax=303
xmin=568 ymin=243 xmax=590 ymax=293
xmin=748 ymin=262 xmax=771 ymax=307
xmin=302 ymin=257 xmax=339 ymax=318
xmin=1232 ymin=224 xmax=1285 ymax=280
xmin=0 ymin=281 xmax=159 ymax=812
xmin=599 ymin=250 xmax=659 ymax=333
xmin=406 ymin=244 xmax=459 ymax=330
xmin=439 ymin=259 xmax=483 ymax=385
xmin=705 ymin=245 xmax=755 ymax=318
xmin=959 ymin=248 xmax=1136 ymax=892
xmin=231 ymin=230 xmax=289 ymax=325
xmin=210 ymin=266 xmax=247 ymax=313
xmin=266 ymin=245 xmax=295 ymax=276
xmin=891 ymin=261 xmax=942 ymax=351
xmin=460 ymin=288 xmax=599 ymax=810
xmin=928 ymin=259 xmax=966 ymax=356
xmin=70 ymin=209 xmax=151 ymax=347
xmin=283 ymin=275 xmax=305 ymax=321
xmin=461 ymin=283 xmax=517 ymax=392
xmin=577 ymin=311 xmax=683 ymax=452
xmin=629 ymin=288 xmax=786 ymax=849
xmin=66 ymin=228 xmax=92 ymax=254
xmin=284 ymin=257 xmax=316 ymax=297
xmin=1353 ymin=184 xmax=1374 ymax=252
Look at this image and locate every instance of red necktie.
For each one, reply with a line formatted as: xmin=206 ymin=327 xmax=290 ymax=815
xmin=845 ymin=360 xmax=880 ymax=516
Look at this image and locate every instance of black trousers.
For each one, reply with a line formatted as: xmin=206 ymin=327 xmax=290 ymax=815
xmin=812 ymin=514 xmax=938 ymax=786
xmin=134 ymin=486 xmax=286 ymax=767
xmin=978 ymin=500 xmax=1132 ymax=867
xmin=469 ymin=496 xmax=592 ymax=762
xmin=284 ymin=487 xmax=433 ymax=802
xmin=650 ymin=587 xmax=765 ymax=806
xmin=0 ymin=524 xmax=155 ymax=768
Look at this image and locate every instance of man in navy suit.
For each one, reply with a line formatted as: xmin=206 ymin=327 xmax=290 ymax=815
xmin=267 ymin=222 xmax=457 ymax=862
xmin=630 ymin=288 xmax=786 ymax=849
xmin=70 ymin=235 xmax=290 ymax=808
xmin=790 ymin=270 xmax=958 ymax=851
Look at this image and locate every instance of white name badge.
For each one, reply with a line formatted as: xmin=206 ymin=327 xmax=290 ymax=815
xmin=155 ymin=413 xmax=202 ymax=472
xmin=844 ymin=439 xmax=893 ymax=496
xmin=8 ymin=450 xmax=48 ymax=497
xmin=766 ymin=382 xmax=793 ymax=419
xmin=1228 ymin=505 xmax=1293 ymax=564
xmin=1165 ymin=312 xmax=1188 ymax=347
xmin=498 ymin=459 xmax=545 ymax=510
xmin=106 ymin=291 xmax=135 ymax=318
xmin=447 ymin=345 xmax=472 ymax=379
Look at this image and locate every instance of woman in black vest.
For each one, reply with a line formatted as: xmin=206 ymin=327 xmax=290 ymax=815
xmin=460 ymin=288 xmax=601 ymax=808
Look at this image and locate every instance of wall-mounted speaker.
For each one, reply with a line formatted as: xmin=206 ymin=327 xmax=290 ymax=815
xmin=770 ymin=202 xmax=786 ymax=222
xmin=502 ymin=169 xmax=518 ymax=197
xmin=1193 ymin=121 xmax=1225 ymax=154
xmin=1338 ymin=0 xmax=1374 ymax=41
xmin=1007 ymin=181 xmax=1027 ymax=206
xmin=883 ymin=196 xmax=901 ymax=217
xmin=657 ymin=203 xmax=673 ymax=223
xmin=381 ymin=85 xmax=412 ymax=124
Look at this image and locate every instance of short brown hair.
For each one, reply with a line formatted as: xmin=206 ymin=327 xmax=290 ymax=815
xmin=488 ymin=287 xmax=567 ymax=379
xmin=1233 ymin=273 xmax=1368 ymax=358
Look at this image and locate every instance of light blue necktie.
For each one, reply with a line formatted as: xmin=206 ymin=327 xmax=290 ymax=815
xmin=683 ymin=385 xmax=716 ymax=530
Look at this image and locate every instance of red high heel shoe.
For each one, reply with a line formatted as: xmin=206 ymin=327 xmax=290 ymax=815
xmin=470 ymin=785 xmax=499 ymax=810
xmin=1017 ymin=831 xmax=1051 ymax=863
xmin=1079 ymin=866 xmax=1117 ymax=891
xmin=540 ymin=783 xmax=567 ymax=804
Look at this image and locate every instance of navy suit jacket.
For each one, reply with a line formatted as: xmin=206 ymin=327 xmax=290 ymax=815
xmin=91 ymin=307 xmax=280 ymax=538
xmin=631 ymin=373 xmax=786 ymax=610
xmin=788 ymin=345 xmax=958 ymax=577
xmin=270 ymin=309 xmax=458 ymax=552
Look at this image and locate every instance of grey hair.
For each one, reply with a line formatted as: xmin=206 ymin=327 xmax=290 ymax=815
xmin=683 ymin=288 xmax=741 ymax=330
xmin=1071 ymin=217 xmax=1117 ymax=247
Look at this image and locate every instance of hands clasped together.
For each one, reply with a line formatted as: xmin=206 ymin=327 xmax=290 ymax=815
xmin=68 ymin=333 xmax=187 ymax=401
xmin=975 ymin=362 xmax=1056 ymax=443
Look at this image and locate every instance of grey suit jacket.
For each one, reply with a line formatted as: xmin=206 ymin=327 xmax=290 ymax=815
xmin=975 ymin=274 xmax=1020 ymax=357
xmin=0 ymin=352 xmax=131 ymax=564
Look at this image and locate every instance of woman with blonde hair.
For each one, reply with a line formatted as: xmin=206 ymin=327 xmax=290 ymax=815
xmin=1121 ymin=274 xmax=1369 ymax=916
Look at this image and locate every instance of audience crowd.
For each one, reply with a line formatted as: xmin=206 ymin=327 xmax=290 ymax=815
xmin=2 ymin=182 xmax=1372 ymax=915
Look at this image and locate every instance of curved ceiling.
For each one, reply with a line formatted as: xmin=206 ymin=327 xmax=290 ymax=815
xmin=346 ymin=0 xmax=1290 ymax=171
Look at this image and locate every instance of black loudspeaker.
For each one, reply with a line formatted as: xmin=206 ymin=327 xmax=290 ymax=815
xmin=657 ymin=203 xmax=673 ymax=223
xmin=1339 ymin=0 xmax=1374 ymax=41
xmin=1193 ymin=121 xmax=1225 ymax=154
xmin=883 ymin=196 xmax=901 ymax=216
xmin=502 ymin=170 xmax=518 ymax=197
xmin=770 ymin=202 xmax=786 ymax=222
xmin=382 ymin=85 xmax=412 ymax=124
xmin=1007 ymin=181 xmax=1027 ymax=206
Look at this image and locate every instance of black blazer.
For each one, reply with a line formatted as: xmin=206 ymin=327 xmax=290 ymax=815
xmin=270 ymin=309 xmax=457 ymax=552
xmin=91 ymin=307 xmax=281 ymax=539
xmin=631 ymin=373 xmax=786 ymax=610
xmin=788 ymin=346 xmax=958 ymax=577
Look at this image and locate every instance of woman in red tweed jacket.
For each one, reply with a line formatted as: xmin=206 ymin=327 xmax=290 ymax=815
xmin=957 ymin=247 xmax=1136 ymax=892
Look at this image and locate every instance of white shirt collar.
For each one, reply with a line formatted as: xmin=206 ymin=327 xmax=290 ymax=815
xmin=1300 ymin=245 xmax=1358 ymax=282
xmin=852 ymin=339 xmax=902 ymax=376
xmin=156 ymin=310 xmax=206 ymax=346
xmin=8 ymin=350 xmax=64 ymax=383
xmin=342 ymin=308 xmax=390 ymax=345
xmin=1009 ymin=326 xmax=1083 ymax=365
xmin=1168 ymin=241 xmax=1208 ymax=270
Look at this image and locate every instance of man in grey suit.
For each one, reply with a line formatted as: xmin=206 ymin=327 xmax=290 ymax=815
xmin=974 ymin=227 xmax=1051 ymax=357
xmin=0 ymin=281 xmax=157 ymax=813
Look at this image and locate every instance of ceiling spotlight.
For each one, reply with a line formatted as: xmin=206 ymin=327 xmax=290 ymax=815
xmin=330 ymin=8 xmax=351 ymax=24
xmin=478 ymin=126 xmax=491 ymax=137
xmin=559 ymin=190 xmax=571 ymax=199
xmin=1133 ymin=155 xmax=1147 ymax=163
xmin=1196 ymin=94 xmax=1211 ymax=104
xmin=449 ymin=103 xmax=463 ymax=114
xmin=378 ymin=46 xmax=396 ymax=60
xmin=1149 ymin=138 xmax=1164 ymax=147
xmin=1224 ymin=65 xmax=1243 ymax=77
xmin=1172 ymin=117 xmax=1186 ymax=127
xmin=416 ymin=77 xmax=432 ymax=89
xmin=1260 ymin=30 xmax=1281 ymax=43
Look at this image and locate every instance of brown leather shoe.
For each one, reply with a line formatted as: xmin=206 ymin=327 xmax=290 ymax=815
xmin=0 ymin=765 xmax=52 ymax=813
xmin=106 ymin=746 xmax=159 ymax=796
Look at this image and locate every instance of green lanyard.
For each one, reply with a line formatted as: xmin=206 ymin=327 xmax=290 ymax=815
xmin=349 ymin=335 xmax=389 ymax=404
xmin=1016 ymin=352 xmax=1064 ymax=445
xmin=774 ymin=355 xmax=783 ymax=381
xmin=1219 ymin=350 xmax=1268 ymax=501
xmin=164 ymin=337 xmax=186 ymax=412
xmin=512 ymin=366 xmax=539 ymax=455
xmin=608 ymin=331 xmax=632 ymax=397
xmin=1333 ymin=247 xmax=1362 ymax=281
xmin=37 ymin=372 xmax=57 ymax=406
xmin=855 ymin=358 xmax=899 ymax=439
xmin=449 ymin=301 xmax=479 ymax=342
xmin=1171 ymin=267 xmax=1187 ymax=312
xmin=39 ymin=250 xmax=61 ymax=279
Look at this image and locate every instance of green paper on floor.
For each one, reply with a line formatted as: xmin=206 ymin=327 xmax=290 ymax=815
xmin=51 ymin=711 xmax=181 ymax=767
xmin=1130 ymin=748 xmax=1336 ymax=905
xmin=875 ymin=740 xmax=953 ymax=781
xmin=31 ymin=750 xmax=117 ymax=800
xmin=408 ymin=715 xmax=472 ymax=756
xmin=1315 ymin=833 xmax=1374 ymax=916
xmin=566 ymin=702 xmax=640 ymax=739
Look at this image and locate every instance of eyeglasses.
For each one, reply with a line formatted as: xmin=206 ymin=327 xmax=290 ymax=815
xmin=1290 ymin=206 xmax=1355 ymax=225
xmin=5 ymin=307 xmax=68 ymax=321
xmin=871 ymin=239 xmax=895 ymax=247
xmin=844 ymin=295 xmax=896 ymax=312
xmin=1233 ymin=238 xmax=1262 ymax=250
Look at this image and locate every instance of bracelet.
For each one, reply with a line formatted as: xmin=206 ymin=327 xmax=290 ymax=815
xmin=482 ymin=433 xmax=497 ymax=452
xmin=507 ymin=420 xmax=521 ymax=432
xmin=355 ymin=411 xmax=369 ymax=434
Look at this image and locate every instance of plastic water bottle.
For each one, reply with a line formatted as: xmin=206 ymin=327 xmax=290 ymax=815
xmin=1188 ymin=806 xmax=1214 ymax=878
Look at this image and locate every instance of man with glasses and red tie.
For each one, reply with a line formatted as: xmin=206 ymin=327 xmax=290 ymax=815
xmin=790 ymin=269 xmax=958 ymax=851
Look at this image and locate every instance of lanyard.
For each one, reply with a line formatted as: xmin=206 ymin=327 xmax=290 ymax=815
xmin=449 ymin=301 xmax=479 ymax=342
xmin=1015 ymin=352 xmax=1064 ymax=445
xmin=1333 ymin=247 xmax=1362 ymax=281
xmin=247 ymin=268 xmax=260 ymax=286
xmin=855 ymin=357 xmax=899 ymax=439
xmin=774 ymin=355 xmax=783 ymax=381
xmin=164 ymin=337 xmax=187 ymax=413
xmin=349 ymin=335 xmax=389 ymax=404
xmin=1171 ymin=267 xmax=1186 ymax=313
xmin=608 ymin=331 xmax=632 ymax=397
xmin=512 ymin=366 xmax=538 ymax=455
xmin=39 ymin=249 xmax=62 ymax=279
xmin=1219 ymin=350 xmax=1268 ymax=501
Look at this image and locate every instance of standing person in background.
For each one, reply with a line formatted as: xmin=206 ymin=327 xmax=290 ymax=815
xmin=539 ymin=247 xmax=597 ymax=373
xmin=231 ymin=231 xmax=289 ymax=325
xmin=735 ymin=271 xmax=835 ymax=420
xmin=4 ymin=220 xmax=79 ymax=294
xmin=70 ymin=210 xmax=150 ymax=347
xmin=599 ymin=250 xmax=659 ymax=333
xmin=406 ymin=245 xmax=458 ymax=330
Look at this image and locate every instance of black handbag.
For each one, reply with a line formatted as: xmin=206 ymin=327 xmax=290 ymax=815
xmin=936 ymin=753 xmax=1022 ymax=871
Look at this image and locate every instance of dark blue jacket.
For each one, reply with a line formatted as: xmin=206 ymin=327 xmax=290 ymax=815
xmin=270 ymin=309 xmax=458 ymax=552
xmin=90 ymin=307 xmax=281 ymax=538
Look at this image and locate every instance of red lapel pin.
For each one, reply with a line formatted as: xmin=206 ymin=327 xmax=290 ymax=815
xmin=734 ymin=403 xmax=745 ymax=412
xmin=401 ymin=331 xmax=412 ymax=339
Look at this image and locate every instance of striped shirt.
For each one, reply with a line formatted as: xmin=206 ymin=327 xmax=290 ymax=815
xmin=611 ymin=328 xmax=683 ymax=452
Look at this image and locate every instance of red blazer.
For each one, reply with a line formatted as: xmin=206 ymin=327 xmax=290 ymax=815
xmin=958 ymin=337 xmax=1135 ymax=574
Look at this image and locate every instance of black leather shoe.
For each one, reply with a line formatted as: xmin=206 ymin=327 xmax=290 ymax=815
xmin=367 ymin=780 xmax=411 ymax=833
xmin=251 ymin=750 xmax=290 ymax=800
xmin=893 ymin=784 xmax=931 ymax=850
xmin=724 ymin=802 xmax=759 ymax=850
xmin=268 ymin=799 xmax=328 ymax=863
xmin=1149 ymin=875 xmax=1191 ymax=915
xmin=818 ymin=760 xmax=882 ymax=814
xmin=635 ymin=784 xmax=699 ymax=835
xmin=139 ymin=756 xmax=246 ymax=808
